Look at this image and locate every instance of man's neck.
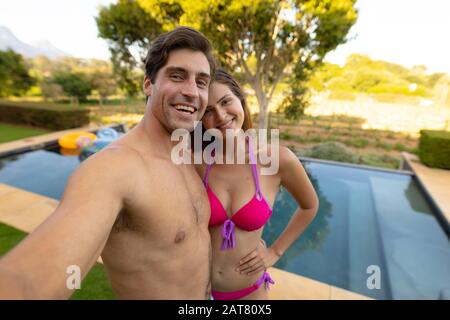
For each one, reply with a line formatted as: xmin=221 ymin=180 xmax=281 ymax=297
xmin=138 ymin=110 xmax=176 ymax=158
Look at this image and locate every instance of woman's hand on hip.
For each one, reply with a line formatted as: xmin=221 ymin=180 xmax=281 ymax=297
xmin=236 ymin=240 xmax=279 ymax=276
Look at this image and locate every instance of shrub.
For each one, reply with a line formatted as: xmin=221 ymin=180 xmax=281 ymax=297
xmin=345 ymin=137 xmax=369 ymax=148
xmin=360 ymin=154 xmax=400 ymax=169
xmin=393 ymin=142 xmax=407 ymax=151
xmin=0 ymin=100 xmax=90 ymax=130
xmin=419 ymin=130 xmax=450 ymax=169
xmin=300 ymin=141 xmax=360 ymax=164
xmin=375 ymin=141 xmax=393 ymax=151
xmin=279 ymin=132 xmax=293 ymax=140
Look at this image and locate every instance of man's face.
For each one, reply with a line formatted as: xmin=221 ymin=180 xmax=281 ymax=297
xmin=144 ymin=48 xmax=211 ymax=133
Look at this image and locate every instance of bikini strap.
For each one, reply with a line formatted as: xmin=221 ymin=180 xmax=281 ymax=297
xmin=203 ymin=163 xmax=213 ymax=187
xmin=247 ymin=135 xmax=263 ymax=200
xmin=254 ymin=271 xmax=275 ymax=290
xmin=203 ymin=149 xmax=215 ymax=187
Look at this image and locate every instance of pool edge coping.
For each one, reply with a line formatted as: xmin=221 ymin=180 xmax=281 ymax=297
xmin=0 ymin=123 xmax=127 ymax=158
xmin=400 ymin=152 xmax=450 ymax=236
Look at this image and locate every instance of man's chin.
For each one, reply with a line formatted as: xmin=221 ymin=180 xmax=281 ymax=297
xmin=167 ymin=119 xmax=197 ymax=133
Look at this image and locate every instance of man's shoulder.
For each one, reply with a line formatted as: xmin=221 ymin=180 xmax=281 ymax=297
xmin=75 ymin=143 xmax=147 ymax=182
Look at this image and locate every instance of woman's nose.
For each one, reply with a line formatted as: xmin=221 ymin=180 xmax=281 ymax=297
xmin=214 ymin=107 xmax=227 ymax=122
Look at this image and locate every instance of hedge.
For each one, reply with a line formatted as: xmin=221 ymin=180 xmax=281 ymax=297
xmin=419 ymin=130 xmax=450 ymax=169
xmin=0 ymin=100 xmax=90 ymax=130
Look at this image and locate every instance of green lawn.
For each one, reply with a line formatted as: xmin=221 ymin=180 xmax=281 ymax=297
xmin=0 ymin=223 xmax=115 ymax=299
xmin=0 ymin=123 xmax=49 ymax=143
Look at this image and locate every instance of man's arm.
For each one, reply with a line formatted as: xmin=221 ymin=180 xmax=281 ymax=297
xmin=0 ymin=146 xmax=139 ymax=299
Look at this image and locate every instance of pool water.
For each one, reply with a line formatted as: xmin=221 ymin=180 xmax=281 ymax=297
xmin=0 ymin=145 xmax=80 ymax=199
xmin=0 ymin=146 xmax=449 ymax=300
xmin=262 ymin=161 xmax=450 ymax=300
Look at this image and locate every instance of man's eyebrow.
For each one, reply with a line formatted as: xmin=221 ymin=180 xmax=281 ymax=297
xmin=165 ymin=66 xmax=187 ymax=74
xmin=165 ymin=67 xmax=210 ymax=80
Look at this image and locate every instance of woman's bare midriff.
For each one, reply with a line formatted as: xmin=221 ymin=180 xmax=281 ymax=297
xmin=210 ymin=225 xmax=266 ymax=295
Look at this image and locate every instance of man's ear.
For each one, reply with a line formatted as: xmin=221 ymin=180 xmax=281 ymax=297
xmin=143 ymin=75 xmax=152 ymax=97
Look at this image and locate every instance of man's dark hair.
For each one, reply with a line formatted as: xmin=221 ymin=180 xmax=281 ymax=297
xmin=144 ymin=26 xmax=216 ymax=83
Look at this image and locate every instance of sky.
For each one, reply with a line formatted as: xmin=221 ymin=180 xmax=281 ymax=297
xmin=0 ymin=0 xmax=115 ymax=60
xmin=326 ymin=0 xmax=450 ymax=74
xmin=0 ymin=0 xmax=449 ymax=74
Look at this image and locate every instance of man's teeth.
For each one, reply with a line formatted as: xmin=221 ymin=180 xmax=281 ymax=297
xmin=174 ymin=105 xmax=195 ymax=113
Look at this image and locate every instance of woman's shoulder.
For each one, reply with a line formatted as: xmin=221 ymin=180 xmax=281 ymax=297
xmin=255 ymin=143 xmax=297 ymax=162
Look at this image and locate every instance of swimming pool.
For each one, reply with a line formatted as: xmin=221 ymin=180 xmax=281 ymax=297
xmin=0 ymin=145 xmax=449 ymax=300
xmin=263 ymin=159 xmax=450 ymax=300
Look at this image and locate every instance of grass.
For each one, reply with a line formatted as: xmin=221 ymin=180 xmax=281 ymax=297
xmin=0 ymin=223 xmax=115 ymax=300
xmin=0 ymin=123 xmax=49 ymax=143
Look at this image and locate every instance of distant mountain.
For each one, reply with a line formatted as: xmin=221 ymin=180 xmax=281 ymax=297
xmin=0 ymin=25 xmax=69 ymax=59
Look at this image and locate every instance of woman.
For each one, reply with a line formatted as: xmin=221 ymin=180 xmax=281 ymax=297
xmin=196 ymin=69 xmax=319 ymax=300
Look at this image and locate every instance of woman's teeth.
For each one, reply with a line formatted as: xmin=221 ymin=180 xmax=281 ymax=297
xmin=174 ymin=104 xmax=195 ymax=114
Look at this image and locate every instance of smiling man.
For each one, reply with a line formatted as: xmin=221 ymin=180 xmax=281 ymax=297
xmin=0 ymin=27 xmax=216 ymax=299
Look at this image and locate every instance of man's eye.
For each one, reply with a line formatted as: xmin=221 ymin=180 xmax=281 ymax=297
xmin=197 ymin=80 xmax=207 ymax=88
xmin=171 ymin=74 xmax=183 ymax=80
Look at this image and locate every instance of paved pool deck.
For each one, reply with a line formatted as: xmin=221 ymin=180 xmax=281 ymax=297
xmin=401 ymin=152 xmax=450 ymax=225
xmin=0 ymin=183 xmax=371 ymax=300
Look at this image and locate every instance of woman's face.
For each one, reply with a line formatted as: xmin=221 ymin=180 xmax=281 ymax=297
xmin=202 ymin=82 xmax=245 ymax=135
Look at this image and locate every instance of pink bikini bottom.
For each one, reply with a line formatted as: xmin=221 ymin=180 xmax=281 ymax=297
xmin=211 ymin=271 xmax=274 ymax=300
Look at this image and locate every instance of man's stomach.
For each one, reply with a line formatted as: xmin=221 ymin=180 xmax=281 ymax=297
xmin=101 ymin=229 xmax=211 ymax=299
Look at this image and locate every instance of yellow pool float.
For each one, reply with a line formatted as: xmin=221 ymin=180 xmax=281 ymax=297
xmin=58 ymin=132 xmax=97 ymax=150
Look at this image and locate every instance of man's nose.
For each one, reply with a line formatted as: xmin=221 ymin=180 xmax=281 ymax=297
xmin=180 ymin=78 xmax=199 ymax=99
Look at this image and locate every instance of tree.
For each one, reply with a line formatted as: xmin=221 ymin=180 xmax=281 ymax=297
xmin=53 ymin=72 xmax=92 ymax=104
xmin=95 ymin=0 xmax=357 ymax=127
xmin=84 ymin=60 xmax=119 ymax=105
xmin=96 ymin=0 xmax=168 ymax=96
xmin=40 ymin=79 xmax=65 ymax=101
xmin=191 ymin=0 xmax=358 ymax=127
xmin=0 ymin=49 xmax=35 ymax=97
xmin=308 ymin=54 xmax=436 ymax=98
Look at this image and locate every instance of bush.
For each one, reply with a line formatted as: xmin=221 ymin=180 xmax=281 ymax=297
xmin=360 ymin=153 xmax=400 ymax=169
xmin=418 ymin=130 xmax=450 ymax=169
xmin=300 ymin=141 xmax=360 ymax=164
xmin=0 ymin=100 xmax=90 ymax=130
xmin=345 ymin=137 xmax=369 ymax=148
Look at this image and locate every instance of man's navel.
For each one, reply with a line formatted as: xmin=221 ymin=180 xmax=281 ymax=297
xmin=174 ymin=231 xmax=186 ymax=244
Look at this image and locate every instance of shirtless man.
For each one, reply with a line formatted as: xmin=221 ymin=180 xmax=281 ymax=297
xmin=0 ymin=26 xmax=216 ymax=299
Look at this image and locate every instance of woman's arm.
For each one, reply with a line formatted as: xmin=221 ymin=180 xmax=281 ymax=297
xmin=269 ymin=146 xmax=319 ymax=257
xmin=237 ymin=146 xmax=319 ymax=275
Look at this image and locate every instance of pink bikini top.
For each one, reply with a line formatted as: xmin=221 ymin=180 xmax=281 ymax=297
xmin=203 ymin=136 xmax=273 ymax=250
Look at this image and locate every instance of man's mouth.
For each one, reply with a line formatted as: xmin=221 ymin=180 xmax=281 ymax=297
xmin=173 ymin=104 xmax=197 ymax=114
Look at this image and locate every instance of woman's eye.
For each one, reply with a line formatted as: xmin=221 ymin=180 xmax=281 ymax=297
xmin=222 ymin=99 xmax=230 ymax=106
